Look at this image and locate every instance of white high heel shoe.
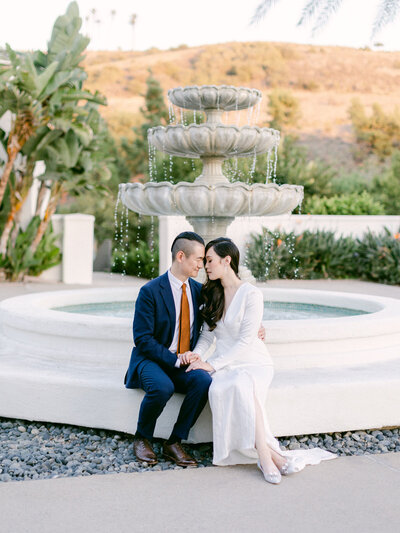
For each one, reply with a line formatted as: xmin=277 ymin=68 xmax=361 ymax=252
xmin=257 ymin=461 xmax=282 ymax=485
xmin=279 ymin=456 xmax=303 ymax=476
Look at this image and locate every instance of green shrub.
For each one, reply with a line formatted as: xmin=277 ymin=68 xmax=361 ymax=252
xmin=112 ymin=239 xmax=159 ymax=279
xmin=246 ymin=229 xmax=357 ymax=281
xmin=0 ymin=217 xmax=61 ymax=281
xmin=247 ymin=227 xmax=400 ymax=285
xmin=356 ymin=229 xmax=400 ymax=285
xmin=304 ymin=191 xmax=384 ymax=215
xmin=370 ymin=150 xmax=400 ymax=215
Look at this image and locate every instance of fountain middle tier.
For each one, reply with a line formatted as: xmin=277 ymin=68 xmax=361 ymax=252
xmin=148 ymin=124 xmax=280 ymax=159
xmin=119 ymin=181 xmax=303 ymax=218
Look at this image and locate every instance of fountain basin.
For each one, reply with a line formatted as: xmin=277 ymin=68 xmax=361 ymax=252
xmin=1 ymin=286 xmax=400 ymax=440
xmin=168 ymin=85 xmax=262 ymax=111
xmin=119 ymin=182 xmax=303 ymax=217
xmin=148 ymin=124 xmax=280 ymax=159
xmin=0 ymin=287 xmax=399 ymax=370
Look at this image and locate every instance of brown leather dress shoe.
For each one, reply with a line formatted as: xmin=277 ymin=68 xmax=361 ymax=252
xmin=133 ymin=437 xmax=158 ymax=464
xmin=163 ymin=442 xmax=198 ymax=467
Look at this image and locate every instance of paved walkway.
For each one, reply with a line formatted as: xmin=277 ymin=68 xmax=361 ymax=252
xmin=0 ymin=275 xmax=399 ymax=532
xmin=0 ymin=453 xmax=399 ymax=533
xmin=2 ymin=273 xmax=400 ymax=301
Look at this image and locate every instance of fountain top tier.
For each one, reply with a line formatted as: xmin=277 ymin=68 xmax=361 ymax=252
xmin=168 ymin=85 xmax=262 ymax=112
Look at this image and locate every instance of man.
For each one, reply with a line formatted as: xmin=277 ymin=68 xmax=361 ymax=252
xmin=124 ymin=231 xmax=210 ymax=467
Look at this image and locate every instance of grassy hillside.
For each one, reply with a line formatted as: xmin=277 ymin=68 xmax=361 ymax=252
xmin=83 ymin=41 xmax=400 ymax=166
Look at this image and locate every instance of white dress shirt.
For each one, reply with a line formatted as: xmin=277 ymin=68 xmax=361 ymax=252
xmin=167 ymin=270 xmax=195 ymax=367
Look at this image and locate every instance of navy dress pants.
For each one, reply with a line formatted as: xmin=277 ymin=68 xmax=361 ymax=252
xmin=136 ymin=359 xmax=212 ymax=440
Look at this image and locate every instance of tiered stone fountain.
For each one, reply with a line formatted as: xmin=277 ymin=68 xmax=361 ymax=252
xmin=119 ymin=85 xmax=304 ymax=262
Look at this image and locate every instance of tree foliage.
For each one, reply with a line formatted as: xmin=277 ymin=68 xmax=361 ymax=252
xmin=268 ymin=89 xmax=301 ymax=130
xmin=121 ymin=73 xmax=169 ymax=176
xmin=0 ymin=1 xmax=110 ymax=280
xmin=348 ymin=98 xmax=400 ymax=159
xmin=251 ymin=0 xmax=400 ymax=39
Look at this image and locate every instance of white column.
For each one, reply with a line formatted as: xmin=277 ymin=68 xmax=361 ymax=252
xmin=62 ymin=214 xmax=95 ymax=284
xmin=40 ymin=213 xmax=95 ymax=284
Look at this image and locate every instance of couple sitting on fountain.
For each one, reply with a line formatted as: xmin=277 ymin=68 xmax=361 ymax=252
xmin=124 ymin=231 xmax=335 ymax=484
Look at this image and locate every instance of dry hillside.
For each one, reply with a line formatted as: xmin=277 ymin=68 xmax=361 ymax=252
xmin=83 ymin=41 xmax=400 ymax=166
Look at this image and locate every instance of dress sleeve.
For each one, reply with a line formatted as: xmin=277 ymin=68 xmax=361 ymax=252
xmin=210 ymin=288 xmax=264 ymax=372
xmin=193 ymin=324 xmax=215 ymax=359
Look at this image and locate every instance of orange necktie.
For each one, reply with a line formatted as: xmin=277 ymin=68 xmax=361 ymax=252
xmin=177 ymin=283 xmax=190 ymax=354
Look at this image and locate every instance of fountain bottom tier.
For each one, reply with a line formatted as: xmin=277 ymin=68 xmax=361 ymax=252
xmin=1 ymin=287 xmax=400 ymax=441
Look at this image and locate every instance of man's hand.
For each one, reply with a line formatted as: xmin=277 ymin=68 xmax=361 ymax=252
xmin=178 ymin=351 xmax=201 ymax=366
xmin=258 ymin=324 xmax=266 ymax=342
xmin=186 ymin=360 xmax=215 ymax=373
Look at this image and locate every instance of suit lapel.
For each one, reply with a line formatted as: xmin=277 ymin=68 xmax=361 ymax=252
xmin=189 ymin=277 xmax=200 ymax=346
xmin=159 ymin=272 xmax=176 ymax=327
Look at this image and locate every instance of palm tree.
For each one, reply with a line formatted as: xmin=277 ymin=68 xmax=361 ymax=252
xmin=130 ymin=14 xmax=137 ymax=50
xmin=251 ymin=0 xmax=400 ymax=38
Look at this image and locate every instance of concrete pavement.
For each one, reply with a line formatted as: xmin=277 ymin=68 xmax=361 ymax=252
xmin=0 ymin=453 xmax=399 ymax=533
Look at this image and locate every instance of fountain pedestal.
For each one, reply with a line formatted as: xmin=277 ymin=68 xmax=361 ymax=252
xmin=186 ymin=216 xmax=234 ymax=245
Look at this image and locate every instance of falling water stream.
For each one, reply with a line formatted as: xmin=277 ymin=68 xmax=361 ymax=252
xmin=114 ymin=86 xmax=299 ymax=280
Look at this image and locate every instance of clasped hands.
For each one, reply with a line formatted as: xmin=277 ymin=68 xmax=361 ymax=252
xmin=177 ymin=351 xmax=214 ymax=373
xmin=176 ymin=324 xmax=266 ymax=374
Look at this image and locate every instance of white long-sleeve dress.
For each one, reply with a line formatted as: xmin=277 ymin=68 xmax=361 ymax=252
xmin=194 ymin=282 xmax=336 ymax=468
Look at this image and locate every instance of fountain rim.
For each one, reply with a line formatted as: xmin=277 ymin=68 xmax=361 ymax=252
xmin=119 ymin=181 xmax=304 ymax=192
xmin=1 ymin=287 xmax=398 ymax=344
xmin=148 ymin=123 xmax=280 ymax=135
xmin=168 ymin=84 xmax=262 ymax=110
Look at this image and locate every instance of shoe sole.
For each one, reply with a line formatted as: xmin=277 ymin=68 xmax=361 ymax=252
xmin=136 ymin=457 xmax=158 ymax=465
xmin=162 ymin=453 xmax=198 ymax=468
xmin=134 ymin=455 xmax=158 ymax=465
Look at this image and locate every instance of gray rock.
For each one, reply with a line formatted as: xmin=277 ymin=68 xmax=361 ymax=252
xmin=0 ymin=416 xmax=398 ymax=483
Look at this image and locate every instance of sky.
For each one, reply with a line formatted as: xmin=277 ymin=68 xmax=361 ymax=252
xmin=1 ymin=0 xmax=400 ymax=52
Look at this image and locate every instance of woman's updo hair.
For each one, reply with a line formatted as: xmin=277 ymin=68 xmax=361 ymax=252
xmin=200 ymin=238 xmax=240 ymax=331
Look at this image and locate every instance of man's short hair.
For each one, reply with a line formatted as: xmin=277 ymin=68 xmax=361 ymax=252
xmin=171 ymin=231 xmax=205 ymax=261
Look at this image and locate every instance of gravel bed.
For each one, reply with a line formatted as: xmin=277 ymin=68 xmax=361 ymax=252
xmin=0 ymin=417 xmax=399 ymax=483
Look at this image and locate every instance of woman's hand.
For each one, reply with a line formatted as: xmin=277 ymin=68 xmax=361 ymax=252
xmin=258 ymin=324 xmax=266 ymax=341
xmin=178 ymin=351 xmax=201 ymax=366
xmin=186 ymin=360 xmax=215 ymax=373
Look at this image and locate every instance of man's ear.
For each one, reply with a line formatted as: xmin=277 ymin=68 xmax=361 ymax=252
xmin=176 ymin=250 xmax=185 ymax=263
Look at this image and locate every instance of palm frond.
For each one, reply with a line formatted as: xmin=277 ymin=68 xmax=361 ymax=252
xmin=372 ymin=0 xmax=400 ymax=37
xmin=250 ymin=0 xmax=280 ymax=25
xmin=311 ymin=0 xmax=344 ymax=35
xmin=297 ymin=0 xmax=323 ymax=26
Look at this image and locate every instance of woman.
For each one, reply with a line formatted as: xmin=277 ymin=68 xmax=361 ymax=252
xmin=186 ymin=238 xmax=335 ymax=484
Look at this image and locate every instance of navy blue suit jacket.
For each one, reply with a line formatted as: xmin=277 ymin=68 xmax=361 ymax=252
xmin=124 ymin=272 xmax=203 ymax=389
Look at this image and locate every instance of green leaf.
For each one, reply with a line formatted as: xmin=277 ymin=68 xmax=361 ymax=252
xmin=36 ymin=61 xmax=59 ymax=97
xmin=70 ymin=122 xmax=93 ymax=146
